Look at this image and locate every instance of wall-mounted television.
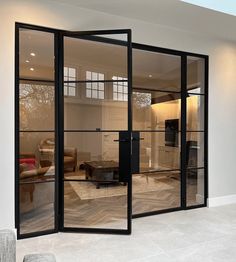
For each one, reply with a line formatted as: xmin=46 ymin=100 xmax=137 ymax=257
xmin=165 ymin=119 xmax=179 ymax=147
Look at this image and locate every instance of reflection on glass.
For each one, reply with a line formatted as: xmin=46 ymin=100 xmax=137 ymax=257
xmin=19 ymin=29 xmax=54 ymax=80
xmin=186 ymin=132 xmax=204 ymax=168
xmin=187 ymin=168 xmax=205 ymax=206
xmin=187 ymin=56 xmax=205 ymax=94
xmin=64 ymin=132 xmax=128 ymax=229
xmin=64 ymin=36 xmax=127 ymax=80
xmin=133 ymin=49 xmax=181 ymax=92
xmin=132 ymin=171 xmax=180 ymax=215
xmin=64 ymin=83 xmax=128 ymax=131
xmin=139 ymin=132 xmax=180 ymax=172
xmin=187 ymin=94 xmax=204 ymax=131
xmin=133 ymin=90 xmax=181 ymax=131
xmin=19 ymin=132 xmax=55 ymax=234
xmin=20 ymin=81 xmax=55 ymax=130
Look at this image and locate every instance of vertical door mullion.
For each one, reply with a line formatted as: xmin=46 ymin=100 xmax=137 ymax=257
xmin=57 ymin=32 xmax=64 ymax=230
xmin=181 ymin=55 xmax=187 ymax=209
xmin=127 ymin=30 xmax=132 ymax=234
xmin=15 ymin=23 xmax=20 ymax=239
xmin=204 ymin=57 xmax=209 ymax=206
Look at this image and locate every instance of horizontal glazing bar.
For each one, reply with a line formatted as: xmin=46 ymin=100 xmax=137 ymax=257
xmin=20 ymin=179 xmax=55 ymax=185
xmin=63 ymin=179 xmax=122 ymax=183
xmin=64 ymin=130 xmax=128 ymax=132
xmin=133 ymin=130 xmax=182 ymax=133
xmin=64 ymin=80 xmax=128 ymax=83
xmin=186 ymin=130 xmax=205 ymax=132
xmin=187 ymin=92 xmax=205 ymax=96
xmin=136 ymin=168 xmax=180 ymax=174
xmin=186 ymin=167 xmax=204 ymax=170
xmin=19 ymin=130 xmax=55 ymax=132
xmin=19 ymin=78 xmax=55 ymax=83
xmin=132 ymin=87 xmax=181 ymax=94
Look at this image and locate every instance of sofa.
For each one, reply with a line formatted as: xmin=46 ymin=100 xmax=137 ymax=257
xmin=0 ymin=229 xmax=56 ymax=262
xmin=38 ymin=138 xmax=77 ymax=171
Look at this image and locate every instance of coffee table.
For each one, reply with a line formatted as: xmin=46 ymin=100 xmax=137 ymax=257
xmin=84 ymin=160 xmax=119 ymax=189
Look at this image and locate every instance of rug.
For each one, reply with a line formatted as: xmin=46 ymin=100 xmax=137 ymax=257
xmin=69 ymin=175 xmax=173 ymax=200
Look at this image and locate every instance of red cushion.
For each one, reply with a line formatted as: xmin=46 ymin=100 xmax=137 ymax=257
xmin=20 ymin=158 xmax=36 ymax=170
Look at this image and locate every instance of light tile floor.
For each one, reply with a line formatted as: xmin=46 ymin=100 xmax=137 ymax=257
xmin=16 ymin=204 xmax=236 ymax=262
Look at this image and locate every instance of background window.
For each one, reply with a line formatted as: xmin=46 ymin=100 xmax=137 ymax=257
xmin=112 ymin=76 xmax=128 ymax=101
xmin=86 ymin=71 xmax=104 ymax=99
xmin=64 ymin=67 xmax=76 ymax=96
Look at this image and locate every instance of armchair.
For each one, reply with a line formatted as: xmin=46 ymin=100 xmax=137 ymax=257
xmin=38 ymin=138 xmax=77 ymax=171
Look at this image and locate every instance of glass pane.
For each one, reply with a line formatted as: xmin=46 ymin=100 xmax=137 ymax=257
xmin=86 ymin=71 xmax=91 ymax=79
xmin=133 ymin=90 xmax=181 ymax=131
xmin=99 ymin=83 xmax=104 ymax=90
xmin=187 ymin=56 xmax=205 ymax=94
xmin=64 ymin=86 xmax=68 ymax=96
xmin=186 ymin=132 xmax=204 ymax=168
xmin=118 ymin=93 xmax=123 ymax=101
xmin=133 ymin=49 xmax=181 ymax=92
xmin=64 ymin=83 xmax=128 ymax=131
xmin=63 ymin=132 xmax=127 ymax=229
xmin=139 ymin=132 xmax=180 ymax=173
xmin=187 ymin=94 xmax=204 ymax=131
xmin=19 ymin=81 xmax=55 ymax=131
xmin=92 ymin=72 xmax=98 ymax=80
xmin=187 ymin=168 xmax=205 ymax=206
xmin=98 ymin=91 xmax=104 ymax=99
xmin=118 ymin=86 xmax=123 ymax=92
xmin=132 ymin=171 xmax=180 ymax=215
xmin=64 ymin=36 xmax=127 ymax=80
xmin=19 ymin=132 xmax=55 ymax=234
xmin=19 ymin=29 xmax=54 ymax=81
xmin=92 ymin=90 xmax=97 ymax=98
xmin=69 ymin=67 xmax=76 ymax=77
xmin=69 ymin=87 xmax=76 ymax=96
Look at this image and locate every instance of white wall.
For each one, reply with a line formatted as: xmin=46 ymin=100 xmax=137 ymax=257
xmin=1 ymin=0 xmax=236 ymax=229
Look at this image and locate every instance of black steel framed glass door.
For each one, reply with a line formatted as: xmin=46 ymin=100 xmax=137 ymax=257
xmin=15 ymin=22 xmax=208 ymax=239
xmin=60 ymin=30 xmax=132 ymax=234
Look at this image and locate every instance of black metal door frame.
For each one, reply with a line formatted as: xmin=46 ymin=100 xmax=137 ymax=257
xmin=58 ymin=29 xmax=133 ymax=235
xmin=15 ymin=22 xmax=208 ymax=239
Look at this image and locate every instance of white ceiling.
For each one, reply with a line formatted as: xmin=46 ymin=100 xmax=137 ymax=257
xmin=49 ymin=0 xmax=236 ymax=41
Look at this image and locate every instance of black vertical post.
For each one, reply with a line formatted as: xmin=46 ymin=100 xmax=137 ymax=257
xmin=181 ymin=55 xmax=187 ymax=209
xmin=204 ymin=56 xmax=209 ymax=206
xmin=15 ymin=23 xmax=20 ymax=238
xmin=127 ymin=29 xmax=132 ymax=234
xmin=57 ymin=32 xmax=64 ymax=230
xmin=54 ymin=30 xmax=59 ymax=232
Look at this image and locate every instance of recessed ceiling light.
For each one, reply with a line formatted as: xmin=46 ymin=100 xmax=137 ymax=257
xmin=149 ymin=74 xmax=152 ymax=78
xmin=25 ymin=60 xmax=30 ymax=63
xmin=30 ymin=52 xmax=36 ymax=57
xmin=30 ymin=68 xmax=34 ymax=71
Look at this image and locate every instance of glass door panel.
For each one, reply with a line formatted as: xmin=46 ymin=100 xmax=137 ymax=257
xmin=132 ymin=48 xmax=182 ymax=216
xmin=62 ymin=30 xmax=132 ymax=233
xmin=17 ymin=27 xmax=56 ymax=237
xmin=186 ymin=56 xmax=206 ymax=207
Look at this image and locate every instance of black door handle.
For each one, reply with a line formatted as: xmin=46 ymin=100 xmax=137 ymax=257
xmin=132 ymin=137 xmax=144 ymax=141
xmin=113 ymin=138 xmax=130 ymax=142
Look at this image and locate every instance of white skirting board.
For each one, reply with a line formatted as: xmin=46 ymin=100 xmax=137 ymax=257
xmin=208 ymin=194 xmax=236 ymax=207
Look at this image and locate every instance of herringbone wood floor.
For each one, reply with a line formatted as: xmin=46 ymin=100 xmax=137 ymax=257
xmin=20 ymin=174 xmax=199 ymax=234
